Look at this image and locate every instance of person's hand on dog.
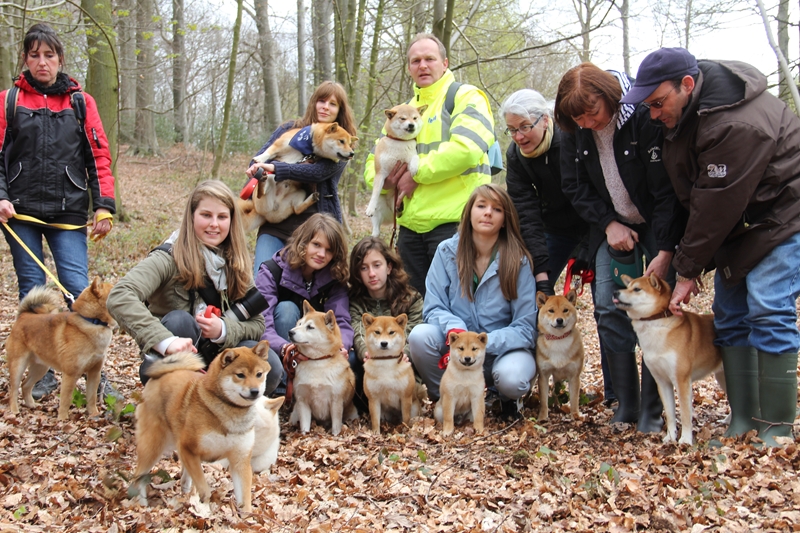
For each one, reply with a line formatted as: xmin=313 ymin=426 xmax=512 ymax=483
xmin=383 ymin=161 xmax=407 ymax=190
xmin=644 ymin=250 xmax=673 ymax=279
xmin=605 ymin=221 xmax=638 ymax=251
xmin=246 ymin=162 xmax=275 ymax=179
xmin=535 ymin=276 xmax=555 ymax=297
xmin=165 ymin=337 xmax=197 ymax=354
xmin=196 ymin=312 xmax=223 ymax=340
xmin=90 ymin=208 xmax=113 ymax=240
xmin=669 ymin=279 xmax=700 ymax=316
xmin=396 ymin=170 xmax=418 ymax=207
xmin=0 ymin=199 xmax=16 ymax=223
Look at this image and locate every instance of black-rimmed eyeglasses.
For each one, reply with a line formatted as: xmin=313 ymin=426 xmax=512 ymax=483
xmin=504 ymin=115 xmax=544 ymax=136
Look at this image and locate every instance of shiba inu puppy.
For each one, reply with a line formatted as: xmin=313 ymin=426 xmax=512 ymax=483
xmin=131 ymin=342 xmax=271 ymax=512
xmin=435 ymin=331 xmax=487 ymax=436
xmin=613 ymin=273 xmax=726 ymax=445
xmin=362 ymin=313 xmax=427 ymax=434
xmin=535 ymin=290 xmax=585 ymax=422
xmin=6 ymin=278 xmax=116 ymax=420
xmin=239 ymin=122 xmax=358 ymax=230
xmin=286 ymin=301 xmax=357 ymax=436
xmin=366 ymin=104 xmax=427 ymax=237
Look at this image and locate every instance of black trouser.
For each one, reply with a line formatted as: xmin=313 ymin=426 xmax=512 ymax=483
xmin=397 ymin=223 xmax=458 ymax=297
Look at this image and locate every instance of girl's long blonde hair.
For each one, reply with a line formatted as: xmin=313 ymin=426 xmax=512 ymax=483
xmin=282 ymin=213 xmax=349 ymax=284
xmin=457 ymin=184 xmax=533 ymax=301
xmin=173 ymin=180 xmax=252 ymax=301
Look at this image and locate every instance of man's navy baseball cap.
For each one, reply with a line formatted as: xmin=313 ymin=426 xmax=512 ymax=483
xmin=620 ymin=47 xmax=699 ymax=104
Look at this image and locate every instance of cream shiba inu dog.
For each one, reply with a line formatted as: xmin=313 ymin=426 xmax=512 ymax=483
xmin=131 ymin=342 xmax=272 ymax=512
xmin=535 ymin=290 xmax=585 ymax=421
xmin=366 ymin=104 xmax=427 ymax=237
xmin=218 ymin=395 xmax=284 ymax=474
xmin=239 ymin=122 xmax=358 ymax=231
xmin=435 ymin=331 xmax=487 ymax=436
xmin=613 ymin=273 xmax=727 ymax=445
xmin=362 ymin=313 xmax=427 ymax=434
xmin=286 ymin=301 xmax=357 ymax=436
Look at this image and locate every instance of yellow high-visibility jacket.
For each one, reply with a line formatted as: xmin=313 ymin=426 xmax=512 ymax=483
xmin=364 ymin=70 xmax=494 ymax=234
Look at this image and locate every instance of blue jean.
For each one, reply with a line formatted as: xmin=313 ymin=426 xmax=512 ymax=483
xmin=274 ymin=300 xmax=302 ymax=341
xmin=253 ymin=233 xmax=285 ymax=278
xmin=408 ymin=323 xmax=536 ymax=402
xmin=593 ymin=227 xmax=673 ymax=353
xmin=1 ymin=220 xmax=88 ymax=302
xmin=712 ymin=232 xmax=800 ymax=353
xmin=545 ymin=233 xmax=582 ymax=283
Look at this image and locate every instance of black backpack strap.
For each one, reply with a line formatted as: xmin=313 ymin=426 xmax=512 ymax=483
xmin=3 ymin=86 xmax=18 ymax=176
xmin=264 ymin=257 xmax=336 ymax=312
xmin=444 ymin=81 xmax=462 ymax=119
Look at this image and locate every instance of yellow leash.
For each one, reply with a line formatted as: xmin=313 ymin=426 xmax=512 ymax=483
xmin=1 ymin=212 xmax=114 ymax=304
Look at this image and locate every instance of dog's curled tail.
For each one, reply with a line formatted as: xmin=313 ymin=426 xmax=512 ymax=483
xmin=18 ymin=286 xmax=63 ymax=316
xmin=415 ymin=382 xmax=429 ymax=402
xmin=145 ymin=351 xmax=205 ymax=379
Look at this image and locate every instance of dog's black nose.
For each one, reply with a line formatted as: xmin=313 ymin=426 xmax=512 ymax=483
xmin=288 ymin=330 xmax=296 ymax=341
xmin=613 ymin=290 xmax=620 ymax=298
xmin=248 ymin=388 xmax=260 ymax=398
xmin=556 ymin=318 xmax=564 ymax=326
xmin=380 ymin=341 xmax=388 ymax=349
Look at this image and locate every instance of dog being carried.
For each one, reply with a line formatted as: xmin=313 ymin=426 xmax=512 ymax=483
xmin=613 ymin=273 xmax=727 ymax=445
xmin=6 ymin=278 xmax=116 ymax=420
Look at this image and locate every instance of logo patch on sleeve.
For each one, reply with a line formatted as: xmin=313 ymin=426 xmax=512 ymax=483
xmin=707 ymin=164 xmax=727 ymax=178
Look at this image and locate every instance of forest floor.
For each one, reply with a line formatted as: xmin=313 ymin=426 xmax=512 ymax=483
xmin=0 ymin=146 xmax=799 ymax=532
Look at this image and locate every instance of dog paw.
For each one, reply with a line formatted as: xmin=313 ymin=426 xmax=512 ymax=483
xmin=662 ymin=433 xmax=676 ymax=444
xmin=365 ymin=205 xmax=375 ymax=217
xmin=678 ymin=434 xmax=694 ymax=446
xmin=311 ymin=191 xmax=320 ymax=201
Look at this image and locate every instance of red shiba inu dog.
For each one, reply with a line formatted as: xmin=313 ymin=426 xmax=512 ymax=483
xmin=435 ymin=331 xmax=487 ymax=436
xmin=613 ymin=273 xmax=726 ymax=445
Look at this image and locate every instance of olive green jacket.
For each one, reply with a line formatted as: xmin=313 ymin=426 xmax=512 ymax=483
xmin=349 ymin=291 xmax=424 ymax=362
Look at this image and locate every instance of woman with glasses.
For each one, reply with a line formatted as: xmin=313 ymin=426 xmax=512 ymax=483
xmin=554 ymin=63 xmax=685 ymax=433
xmin=500 ymin=89 xmax=588 ymax=297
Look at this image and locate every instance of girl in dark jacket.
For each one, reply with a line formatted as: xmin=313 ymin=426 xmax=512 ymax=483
xmin=555 ymin=63 xmax=685 ymax=433
xmin=500 ymin=89 xmax=588 ymax=296
xmin=245 ymin=82 xmax=357 ymax=274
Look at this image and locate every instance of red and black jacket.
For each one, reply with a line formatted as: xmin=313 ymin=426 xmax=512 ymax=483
xmin=0 ymin=74 xmax=115 ymax=226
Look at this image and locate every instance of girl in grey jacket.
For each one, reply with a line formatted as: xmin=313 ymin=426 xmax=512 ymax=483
xmin=408 ymin=184 xmax=538 ymax=420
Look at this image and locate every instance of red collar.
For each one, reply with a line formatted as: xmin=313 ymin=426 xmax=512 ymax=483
xmin=636 ymin=310 xmax=673 ymax=321
xmin=543 ymin=330 xmax=573 ymax=341
xmin=385 ymin=134 xmax=414 ymax=142
xmin=369 ymin=353 xmax=404 ymax=364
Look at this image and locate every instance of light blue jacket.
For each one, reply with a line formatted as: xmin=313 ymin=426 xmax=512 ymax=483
xmin=423 ymin=235 xmax=538 ymax=355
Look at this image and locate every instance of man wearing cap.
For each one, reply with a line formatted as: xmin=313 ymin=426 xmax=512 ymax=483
xmin=621 ymin=47 xmax=800 ymax=446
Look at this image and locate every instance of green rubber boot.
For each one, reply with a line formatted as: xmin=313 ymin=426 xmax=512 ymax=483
xmin=758 ymin=351 xmax=798 ymax=447
xmin=721 ymin=346 xmax=761 ymax=437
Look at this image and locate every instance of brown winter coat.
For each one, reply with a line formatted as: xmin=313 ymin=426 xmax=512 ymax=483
xmin=664 ymin=60 xmax=800 ymax=285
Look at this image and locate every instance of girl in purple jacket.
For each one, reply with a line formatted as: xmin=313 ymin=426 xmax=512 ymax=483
xmin=255 ymin=213 xmax=353 ymax=367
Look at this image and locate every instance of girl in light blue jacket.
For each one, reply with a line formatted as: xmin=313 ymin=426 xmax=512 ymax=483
xmin=408 ymin=184 xmax=538 ymax=420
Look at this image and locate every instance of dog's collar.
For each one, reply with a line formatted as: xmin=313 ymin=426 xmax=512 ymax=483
xmin=80 ymin=315 xmax=109 ymax=327
xmin=369 ymin=353 xmax=404 ymax=364
xmin=636 ymin=310 xmax=673 ymax=321
xmin=281 ymin=347 xmax=334 ymax=403
xmin=385 ymin=134 xmax=414 ymax=142
xmin=543 ymin=330 xmax=572 ymax=341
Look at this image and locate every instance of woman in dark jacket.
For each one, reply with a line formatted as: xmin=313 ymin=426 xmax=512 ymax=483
xmin=500 ymin=89 xmax=588 ymax=296
xmin=245 ymin=81 xmax=357 ymax=274
xmin=555 ymin=63 xmax=685 ymax=433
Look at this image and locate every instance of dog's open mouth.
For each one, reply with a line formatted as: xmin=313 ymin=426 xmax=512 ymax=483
xmin=460 ymin=359 xmax=476 ymax=367
xmin=337 ymin=152 xmax=354 ymax=160
xmin=612 ymin=297 xmax=630 ymax=308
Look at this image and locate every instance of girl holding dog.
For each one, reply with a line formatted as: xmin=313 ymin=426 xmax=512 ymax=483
xmin=245 ymin=82 xmax=357 ymax=274
xmin=254 ymin=213 xmax=353 ymax=364
xmin=554 ymin=63 xmax=685 ymax=432
xmin=348 ymin=237 xmax=424 ymax=408
xmin=108 ymin=180 xmax=282 ymax=393
xmin=408 ymin=184 xmax=538 ymax=420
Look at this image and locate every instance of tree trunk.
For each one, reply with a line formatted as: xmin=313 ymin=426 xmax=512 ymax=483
xmin=116 ymin=0 xmax=137 ymax=144
xmin=778 ymin=0 xmax=790 ymax=104
xmin=620 ymin=0 xmax=630 ymax=76
xmin=683 ymin=0 xmax=692 ymax=49
xmin=312 ymin=0 xmax=333 ymax=84
xmin=441 ymin=0 xmax=455 ymax=58
xmin=81 ymin=0 xmax=124 ymax=217
xmin=413 ymin=0 xmax=428 ymax=34
xmin=172 ymin=0 xmax=186 ymax=143
xmin=211 ymin=0 xmax=244 ymax=178
xmin=0 ymin=6 xmax=14 ymax=89
xmin=297 ymin=0 xmax=308 ymax=115
xmin=131 ymin=0 xmax=160 ymax=156
xmin=757 ymin=0 xmax=800 ymax=113
xmin=255 ymin=0 xmax=282 ymax=133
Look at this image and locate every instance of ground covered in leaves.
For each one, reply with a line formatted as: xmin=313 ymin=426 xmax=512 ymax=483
xmin=1 ymin=147 xmax=799 ymax=532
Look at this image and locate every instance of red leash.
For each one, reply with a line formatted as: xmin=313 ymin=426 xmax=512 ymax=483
xmin=563 ymin=258 xmax=595 ymax=296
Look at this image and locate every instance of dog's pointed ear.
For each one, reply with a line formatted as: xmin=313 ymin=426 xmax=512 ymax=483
xmin=254 ymin=340 xmax=271 ymax=361
xmin=566 ymin=289 xmax=578 ymax=305
xmin=448 ymin=330 xmax=460 ymax=346
xmin=477 ymin=332 xmax=488 ymax=346
xmin=649 ymin=273 xmax=662 ymax=290
xmin=384 ymin=109 xmax=396 ymax=119
xmin=91 ymin=276 xmax=102 ymax=295
xmin=327 ymin=122 xmax=339 ymax=133
xmin=266 ymin=395 xmax=285 ymax=412
xmin=620 ymin=274 xmax=633 ymax=287
xmin=362 ymin=313 xmax=375 ymax=328
xmin=302 ymin=300 xmax=313 ymax=315
xmin=536 ymin=291 xmax=548 ymax=308
xmin=220 ymin=348 xmax=238 ymax=368
xmin=417 ymin=105 xmax=428 ymax=115
xmin=396 ymin=313 xmax=408 ymax=329
xmin=350 ymin=135 xmax=359 ymax=143
xmin=325 ymin=309 xmax=337 ymax=330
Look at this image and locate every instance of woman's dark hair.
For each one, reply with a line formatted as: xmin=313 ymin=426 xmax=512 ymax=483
xmin=22 ymin=23 xmax=65 ymax=69
xmin=348 ymin=237 xmax=418 ymax=316
xmin=554 ymin=63 xmax=621 ymax=134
